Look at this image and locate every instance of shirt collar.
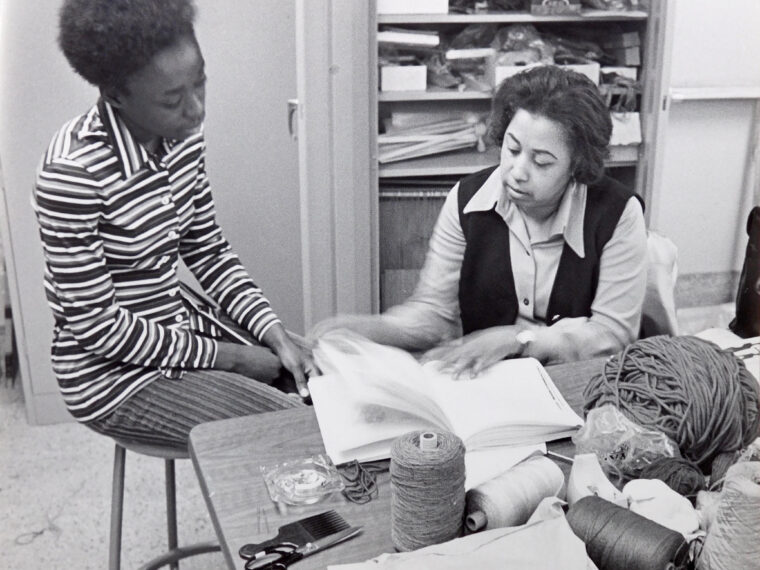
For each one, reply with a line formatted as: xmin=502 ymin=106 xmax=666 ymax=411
xmin=81 ymin=99 xmax=175 ymax=179
xmin=462 ymin=167 xmax=587 ymax=258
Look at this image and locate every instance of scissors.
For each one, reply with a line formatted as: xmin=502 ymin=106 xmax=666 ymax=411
xmin=241 ymin=526 xmax=363 ymax=569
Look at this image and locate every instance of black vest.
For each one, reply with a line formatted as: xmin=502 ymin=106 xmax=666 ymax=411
xmin=457 ymin=166 xmax=636 ymax=335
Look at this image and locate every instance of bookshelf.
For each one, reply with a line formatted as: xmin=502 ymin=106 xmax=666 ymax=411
xmin=372 ymin=2 xmax=665 ymax=310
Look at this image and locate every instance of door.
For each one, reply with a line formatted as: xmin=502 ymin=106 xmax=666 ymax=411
xmin=294 ymin=0 xmax=375 ymax=329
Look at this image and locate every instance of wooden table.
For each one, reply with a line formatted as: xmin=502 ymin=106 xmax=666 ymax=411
xmin=189 ymin=357 xmax=605 ymax=569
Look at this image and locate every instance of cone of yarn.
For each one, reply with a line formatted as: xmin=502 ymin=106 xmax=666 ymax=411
xmin=696 ymin=461 xmax=760 ymax=570
xmin=389 ymin=430 xmax=466 ymax=552
xmin=567 ymin=495 xmax=690 ymax=570
xmin=465 ymin=455 xmax=564 ymax=532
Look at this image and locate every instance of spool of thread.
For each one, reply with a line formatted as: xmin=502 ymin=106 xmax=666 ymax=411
xmin=567 ymin=496 xmax=690 ymax=570
xmin=696 ymin=461 xmax=760 ymax=570
xmin=390 ymin=430 xmax=466 ymax=552
xmin=419 ymin=431 xmax=438 ymax=451
xmin=465 ymin=455 xmax=564 ymax=532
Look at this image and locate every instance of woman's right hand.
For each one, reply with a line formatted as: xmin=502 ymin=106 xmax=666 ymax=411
xmin=214 ymin=342 xmax=281 ymax=383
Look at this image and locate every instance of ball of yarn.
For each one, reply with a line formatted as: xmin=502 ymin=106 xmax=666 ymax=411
xmin=639 ymin=457 xmax=705 ymax=498
xmin=567 ymin=495 xmax=690 ymax=570
xmin=465 ymin=455 xmax=564 ymax=532
xmin=583 ymin=336 xmax=760 ymax=478
xmin=390 ymin=430 xmax=466 ymax=552
xmin=696 ymin=461 xmax=760 ymax=570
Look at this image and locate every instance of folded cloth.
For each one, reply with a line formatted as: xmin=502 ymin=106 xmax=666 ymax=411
xmin=328 ymin=498 xmax=597 ymax=570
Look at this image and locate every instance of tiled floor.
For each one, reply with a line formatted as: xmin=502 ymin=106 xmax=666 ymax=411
xmin=0 ymin=379 xmax=226 ymax=569
xmin=0 ymin=303 xmax=739 ymax=569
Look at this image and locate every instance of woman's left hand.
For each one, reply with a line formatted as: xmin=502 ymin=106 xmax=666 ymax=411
xmin=422 ymin=326 xmax=524 ymax=378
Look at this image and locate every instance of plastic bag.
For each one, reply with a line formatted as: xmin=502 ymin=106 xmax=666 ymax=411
xmin=572 ymin=404 xmax=681 ymax=484
xmin=261 ymin=454 xmax=345 ymax=506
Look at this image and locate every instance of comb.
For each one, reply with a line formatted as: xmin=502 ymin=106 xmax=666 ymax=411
xmin=239 ymin=510 xmax=350 ymax=559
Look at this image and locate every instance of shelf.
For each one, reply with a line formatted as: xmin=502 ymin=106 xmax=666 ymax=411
xmin=379 ymin=88 xmax=492 ymax=101
xmin=379 ymin=147 xmax=499 ymax=178
xmin=669 ymin=86 xmax=760 ymax=103
xmin=378 ymin=9 xmax=647 ymax=25
xmin=378 ymin=144 xmax=639 ymax=178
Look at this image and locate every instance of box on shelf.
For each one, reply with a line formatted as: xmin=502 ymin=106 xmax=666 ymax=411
xmin=377 ymin=0 xmax=449 ymax=15
xmin=601 ymin=66 xmax=638 ymax=81
xmin=530 ymin=0 xmax=580 ymax=16
xmin=381 ymin=65 xmax=427 ymax=92
xmin=610 ymin=112 xmax=641 ymax=146
xmin=602 ymin=31 xmax=640 ymax=49
xmin=562 ymin=62 xmax=601 ymax=85
xmin=487 ymin=60 xmax=601 ymax=88
xmin=610 ymin=46 xmax=641 ymax=66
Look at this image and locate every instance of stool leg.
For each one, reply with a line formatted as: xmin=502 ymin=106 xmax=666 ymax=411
xmin=110 ymin=445 xmax=126 ymax=570
xmin=165 ymin=459 xmax=179 ymax=570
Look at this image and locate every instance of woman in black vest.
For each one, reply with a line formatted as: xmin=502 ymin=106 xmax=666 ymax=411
xmin=312 ymin=65 xmax=647 ymax=374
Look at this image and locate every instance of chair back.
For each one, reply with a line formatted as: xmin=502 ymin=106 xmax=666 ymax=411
xmin=640 ymin=230 xmax=679 ymax=337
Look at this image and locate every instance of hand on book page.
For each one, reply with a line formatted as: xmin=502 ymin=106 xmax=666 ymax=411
xmin=309 ymin=331 xmax=583 ymax=464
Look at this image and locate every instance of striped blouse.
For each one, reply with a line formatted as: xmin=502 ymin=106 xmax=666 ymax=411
xmin=33 ymin=99 xmax=281 ymax=423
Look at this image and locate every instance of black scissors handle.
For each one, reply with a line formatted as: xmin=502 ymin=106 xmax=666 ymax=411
xmin=242 ymin=543 xmax=299 ymax=570
xmin=247 ymin=551 xmax=305 ymax=570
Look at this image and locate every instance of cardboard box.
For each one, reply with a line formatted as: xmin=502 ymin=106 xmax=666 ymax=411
xmin=602 ymin=32 xmax=641 ymax=49
xmin=601 ymin=66 xmax=638 ymax=81
xmin=611 ymin=46 xmax=641 ymax=67
xmin=487 ymin=61 xmax=600 ymax=88
xmin=562 ymin=62 xmax=601 ymax=85
xmin=381 ymin=65 xmax=427 ymax=92
xmin=610 ymin=112 xmax=641 ymax=146
xmin=377 ymin=0 xmax=448 ymax=14
xmin=530 ymin=0 xmax=581 ymax=16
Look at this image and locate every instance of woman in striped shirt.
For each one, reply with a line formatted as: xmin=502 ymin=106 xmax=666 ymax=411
xmin=33 ymin=0 xmax=310 ymax=447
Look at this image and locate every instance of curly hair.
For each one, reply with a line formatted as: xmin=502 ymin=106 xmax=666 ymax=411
xmin=58 ymin=0 xmax=197 ymax=91
xmin=487 ymin=65 xmax=612 ymax=185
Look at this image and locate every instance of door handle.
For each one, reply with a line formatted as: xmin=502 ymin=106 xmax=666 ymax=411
xmin=287 ymin=99 xmax=299 ymax=141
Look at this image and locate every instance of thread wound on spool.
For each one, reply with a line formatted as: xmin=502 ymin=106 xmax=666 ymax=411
xmin=390 ymin=431 xmax=465 ymax=552
xmin=696 ymin=462 xmax=760 ymax=570
xmin=465 ymin=456 xmax=564 ymax=532
xmin=568 ymin=496 xmax=689 ymax=570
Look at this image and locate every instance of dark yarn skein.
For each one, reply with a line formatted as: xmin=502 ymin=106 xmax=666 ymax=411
xmin=583 ymin=336 xmax=760 ymax=491
xmin=639 ymin=457 xmax=705 ymax=499
xmin=567 ymin=496 xmax=690 ymax=570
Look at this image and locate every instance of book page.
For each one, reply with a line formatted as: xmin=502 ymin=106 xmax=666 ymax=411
xmin=424 ymin=358 xmax=584 ymax=448
xmin=313 ymin=331 xmax=451 ymax=428
xmin=309 ymin=374 xmax=438 ymax=464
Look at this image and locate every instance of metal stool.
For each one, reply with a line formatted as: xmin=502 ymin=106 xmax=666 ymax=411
xmin=110 ymin=439 xmax=221 ymax=570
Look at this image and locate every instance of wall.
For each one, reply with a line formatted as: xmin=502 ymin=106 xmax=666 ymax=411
xmin=649 ymin=0 xmax=760 ymax=307
xmin=0 ymin=0 xmax=303 ymax=424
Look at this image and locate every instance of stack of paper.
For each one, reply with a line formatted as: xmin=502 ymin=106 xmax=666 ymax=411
xmin=378 ymin=112 xmax=487 ymax=164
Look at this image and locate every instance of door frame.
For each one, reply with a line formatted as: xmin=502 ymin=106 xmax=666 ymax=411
xmin=295 ymin=0 xmax=376 ymax=329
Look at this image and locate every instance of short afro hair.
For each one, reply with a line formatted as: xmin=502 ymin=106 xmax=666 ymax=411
xmin=58 ymin=0 xmax=197 ymax=91
xmin=487 ymin=65 xmax=613 ymax=185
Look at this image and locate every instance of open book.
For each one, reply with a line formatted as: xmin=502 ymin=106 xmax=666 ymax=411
xmin=308 ymin=332 xmax=584 ymax=470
